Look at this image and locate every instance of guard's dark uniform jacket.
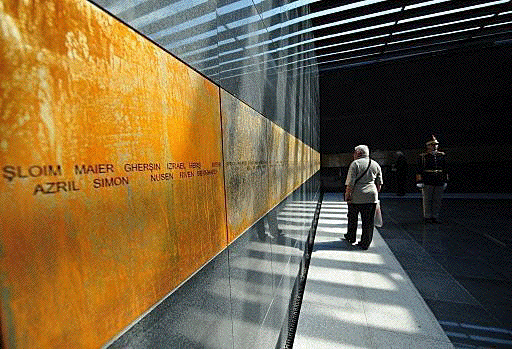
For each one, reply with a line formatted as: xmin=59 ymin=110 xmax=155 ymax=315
xmin=417 ymin=151 xmax=448 ymax=186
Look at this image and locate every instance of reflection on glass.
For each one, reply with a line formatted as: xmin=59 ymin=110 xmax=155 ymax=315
xmin=399 ymin=0 xmax=509 ymax=24
xmin=91 ymin=0 xmax=319 ymax=146
xmin=389 ymin=26 xmax=480 ymax=45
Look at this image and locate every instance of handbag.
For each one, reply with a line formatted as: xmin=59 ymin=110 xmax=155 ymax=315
xmin=374 ymin=201 xmax=383 ymax=227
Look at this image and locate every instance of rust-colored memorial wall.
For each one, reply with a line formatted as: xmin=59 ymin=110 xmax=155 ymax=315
xmin=221 ymin=90 xmax=319 ymax=242
xmin=0 ymin=0 xmax=319 ymax=348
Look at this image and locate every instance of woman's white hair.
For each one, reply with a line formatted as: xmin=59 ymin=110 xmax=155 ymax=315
xmin=354 ymin=145 xmax=369 ymax=157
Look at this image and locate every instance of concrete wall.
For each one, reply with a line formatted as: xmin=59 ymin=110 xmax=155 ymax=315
xmin=0 ymin=0 xmax=320 ymax=347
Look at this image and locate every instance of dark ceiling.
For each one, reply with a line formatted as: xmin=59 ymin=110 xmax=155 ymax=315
xmin=309 ymin=1 xmax=512 ymax=153
xmin=309 ymin=0 xmax=512 ymax=72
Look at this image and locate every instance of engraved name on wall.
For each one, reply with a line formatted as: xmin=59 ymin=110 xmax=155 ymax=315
xmin=2 ymin=161 xmax=221 ymax=195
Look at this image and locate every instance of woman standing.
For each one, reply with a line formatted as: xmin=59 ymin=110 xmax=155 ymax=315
xmin=344 ymin=145 xmax=383 ymax=250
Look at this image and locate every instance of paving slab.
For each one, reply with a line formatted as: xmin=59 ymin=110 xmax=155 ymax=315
xmin=294 ymin=193 xmax=453 ymax=349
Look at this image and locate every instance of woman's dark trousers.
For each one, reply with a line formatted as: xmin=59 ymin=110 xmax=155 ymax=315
xmin=346 ymin=203 xmax=377 ymax=248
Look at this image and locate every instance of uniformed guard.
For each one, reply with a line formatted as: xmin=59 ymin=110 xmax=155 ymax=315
xmin=416 ymin=135 xmax=448 ymax=223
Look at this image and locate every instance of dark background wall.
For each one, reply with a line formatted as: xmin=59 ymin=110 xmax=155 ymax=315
xmin=319 ymin=44 xmax=512 ymax=193
xmin=320 ymin=44 xmax=512 ymax=153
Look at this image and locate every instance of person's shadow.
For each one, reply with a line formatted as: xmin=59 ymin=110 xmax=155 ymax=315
xmin=312 ymin=239 xmax=358 ymax=252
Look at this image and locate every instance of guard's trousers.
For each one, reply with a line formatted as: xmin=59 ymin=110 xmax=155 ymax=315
xmin=422 ymin=184 xmax=443 ymax=219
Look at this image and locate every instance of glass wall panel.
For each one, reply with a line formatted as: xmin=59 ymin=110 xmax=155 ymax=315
xmin=90 ymin=0 xmax=319 ymax=150
xmin=90 ymin=0 xmax=220 ymax=80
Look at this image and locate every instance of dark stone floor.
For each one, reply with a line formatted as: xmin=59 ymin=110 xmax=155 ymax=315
xmin=379 ymin=194 xmax=512 ymax=349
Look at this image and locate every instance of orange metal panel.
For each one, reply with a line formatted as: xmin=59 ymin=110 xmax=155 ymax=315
xmin=221 ymin=89 xmax=320 ymax=242
xmin=0 ymin=0 xmax=226 ymax=348
xmin=269 ymin=122 xmax=289 ymax=207
xmin=287 ymin=134 xmax=299 ymax=194
xmin=220 ymin=90 xmax=270 ymax=243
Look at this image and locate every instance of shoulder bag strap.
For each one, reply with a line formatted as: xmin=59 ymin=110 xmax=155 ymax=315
xmin=353 ymin=158 xmax=372 ymax=185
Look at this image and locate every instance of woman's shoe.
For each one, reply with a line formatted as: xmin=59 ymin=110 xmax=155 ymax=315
xmin=344 ymin=234 xmax=355 ymax=244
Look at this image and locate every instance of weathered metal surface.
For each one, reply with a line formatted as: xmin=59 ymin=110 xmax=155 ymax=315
xmin=220 ymin=89 xmax=270 ymax=243
xmin=287 ymin=135 xmax=299 ymax=193
xmin=0 ymin=1 xmax=226 ymax=348
xmin=269 ymin=122 xmax=289 ymax=208
xmin=221 ymin=90 xmax=320 ymax=243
